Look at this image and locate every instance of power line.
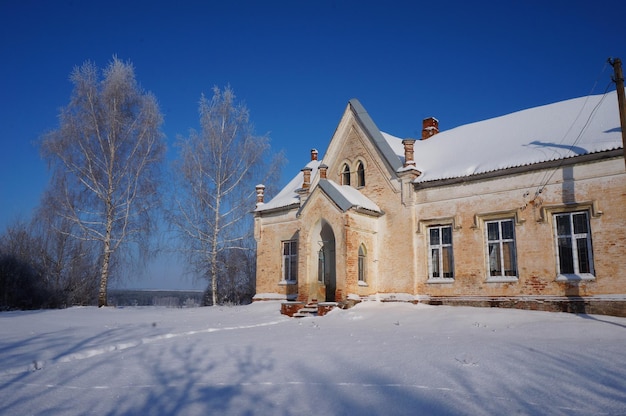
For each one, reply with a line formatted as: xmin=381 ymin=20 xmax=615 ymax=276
xmin=524 ymin=61 xmax=613 ymax=206
xmin=532 ymin=82 xmax=612 ymax=199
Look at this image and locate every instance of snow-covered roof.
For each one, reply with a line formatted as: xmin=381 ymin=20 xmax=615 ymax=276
xmin=257 ymin=90 xmax=623 ymax=212
xmin=317 ymin=180 xmax=382 ymax=214
xmin=401 ymin=91 xmax=622 ymax=183
xmin=255 ymin=160 xmax=321 ymax=212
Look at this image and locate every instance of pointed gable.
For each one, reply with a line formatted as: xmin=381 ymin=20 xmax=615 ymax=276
xmin=258 ymin=99 xmax=407 ymax=214
xmin=321 ymin=99 xmax=406 ymax=183
xmin=348 ymin=99 xmax=405 ymax=174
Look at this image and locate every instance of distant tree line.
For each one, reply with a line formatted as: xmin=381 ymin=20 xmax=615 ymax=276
xmin=108 ymin=290 xmax=204 ymax=308
xmin=0 ymin=57 xmax=283 ymax=310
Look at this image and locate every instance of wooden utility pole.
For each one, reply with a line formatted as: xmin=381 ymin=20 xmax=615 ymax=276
xmin=609 ymin=58 xmax=626 ymax=167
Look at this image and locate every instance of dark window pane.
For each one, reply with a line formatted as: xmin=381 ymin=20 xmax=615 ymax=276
xmin=556 ymin=215 xmax=570 ymax=236
xmin=430 ymin=228 xmax=440 ymax=245
xmin=342 ymin=165 xmax=350 ymax=186
xmin=318 ymin=249 xmax=324 ymax=282
xmin=357 ymin=163 xmax=365 ymax=187
xmin=573 ymin=213 xmax=588 ymax=234
xmin=358 ymin=256 xmax=365 ymax=281
xmin=290 ymin=256 xmax=298 ymax=280
xmin=487 ymin=222 xmax=499 ymax=241
xmin=558 ymin=237 xmax=574 ymax=274
xmin=502 ymin=220 xmax=514 ymax=240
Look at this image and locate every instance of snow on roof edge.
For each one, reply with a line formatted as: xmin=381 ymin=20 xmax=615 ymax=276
xmin=412 ymin=90 xmax=623 ymax=184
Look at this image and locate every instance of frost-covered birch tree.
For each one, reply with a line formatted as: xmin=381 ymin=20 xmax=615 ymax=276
xmin=40 ymin=58 xmax=165 ymax=307
xmin=170 ymin=86 xmax=283 ymax=306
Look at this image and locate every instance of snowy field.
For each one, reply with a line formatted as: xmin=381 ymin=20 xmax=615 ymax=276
xmin=1 ymin=301 xmax=625 ymax=416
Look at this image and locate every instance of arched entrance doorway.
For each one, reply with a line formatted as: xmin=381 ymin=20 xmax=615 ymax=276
xmin=317 ymin=221 xmax=336 ymax=302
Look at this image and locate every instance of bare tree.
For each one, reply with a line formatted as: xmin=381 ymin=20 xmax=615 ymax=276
xmin=35 ymin=192 xmax=101 ymax=305
xmin=170 ymin=86 xmax=283 ymax=306
xmin=0 ymin=207 xmax=100 ymax=309
xmin=40 ymin=57 xmax=165 ymax=307
xmin=0 ymin=220 xmax=47 ymax=310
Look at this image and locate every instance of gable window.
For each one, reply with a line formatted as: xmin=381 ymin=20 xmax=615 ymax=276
xmin=356 ymin=162 xmax=365 ymax=187
xmin=341 ymin=164 xmax=351 ymax=186
xmin=554 ymin=211 xmax=594 ymax=278
xmin=428 ymin=225 xmax=454 ymax=280
xmin=486 ymin=219 xmax=517 ymax=279
xmin=282 ymin=240 xmax=298 ymax=282
xmin=358 ymin=245 xmax=367 ymax=284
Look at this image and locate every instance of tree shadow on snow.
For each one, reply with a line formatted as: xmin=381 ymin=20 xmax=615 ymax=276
xmin=107 ymin=342 xmax=286 ymax=416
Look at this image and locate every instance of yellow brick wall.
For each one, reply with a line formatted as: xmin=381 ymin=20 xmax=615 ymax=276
xmin=414 ymin=157 xmax=626 ymax=298
xmin=254 ymin=209 xmax=300 ymax=299
xmin=255 ymin=105 xmax=625 ymax=304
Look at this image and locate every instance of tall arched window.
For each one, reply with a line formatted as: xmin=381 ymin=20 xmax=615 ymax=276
xmin=342 ymin=164 xmax=351 ymax=186
xmin=358 ymin=244 xmax=367 ymax=283
xmin=356 ymin=161 xmax=365 ymax=187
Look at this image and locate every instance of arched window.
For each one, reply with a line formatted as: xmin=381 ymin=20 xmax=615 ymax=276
xmin=356 ymin=161 xmax=365 ymax=187
xmin=342 ymin=164 xmax=351 ymax=186
xmin=358 ymin=245 xmax=367 ymax=283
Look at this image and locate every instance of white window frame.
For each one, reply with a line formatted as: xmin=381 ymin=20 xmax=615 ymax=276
xmin=427 ymin=225 xmax=454 ymax=282
xmin=485 ymin=218 xmax=518 ymax=282
xmin=281 ymin=240 xmax=298 ymax=283
xmin=553 ymin=211 xmax=595 ymax=281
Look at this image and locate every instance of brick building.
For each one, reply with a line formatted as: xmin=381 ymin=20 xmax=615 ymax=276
xmin=253 ymin=91 xmax=626 ymax=316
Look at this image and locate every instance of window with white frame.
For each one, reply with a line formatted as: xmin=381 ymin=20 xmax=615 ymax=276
xmin=554 ymin=211 xmax=594 ymax=277
xmin=358 ymin=245 xmax=367 ymax=283
xmin=282 ymin=240 xmax=298 ymax=282
xmin=486 ymin=219 xmax=517 ymax=278
xmin=428 ymin=225 xmax=454 ymax=279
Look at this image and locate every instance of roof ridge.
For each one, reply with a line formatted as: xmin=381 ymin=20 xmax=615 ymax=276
xmin=349 ymin=99 xmax=403 ymax=173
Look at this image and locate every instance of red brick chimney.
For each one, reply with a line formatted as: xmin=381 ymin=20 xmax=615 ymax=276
xmin=402 ymin=139 xmax=416 ymax=167
xmin=421 ymin=117 xmax=439 ymax=140
xmin=301 ymin=167 xmax=312 ymax=190
xmin=319 ymin=164 xmax=328 ymax=179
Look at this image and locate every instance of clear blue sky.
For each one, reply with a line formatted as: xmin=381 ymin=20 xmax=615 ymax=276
xmin=1 ymin=0 xmax=624 ymax=289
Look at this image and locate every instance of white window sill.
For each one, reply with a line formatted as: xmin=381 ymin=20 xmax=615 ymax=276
xmin=486 ymin=276 xmax=518 ymax=283
xmin=556 ymin=274 xmax=596 ymax=282
xmin=427 ymin=277 xmax=455 ymax=284
xmin=278 ymin=280 xmax=297 ymax=286
xmin=358 ymin=281 xmax=368 ymax=287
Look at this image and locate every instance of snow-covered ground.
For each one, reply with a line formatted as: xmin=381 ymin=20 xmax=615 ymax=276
xmin=1 ymin=301 xmax=625 ymax=415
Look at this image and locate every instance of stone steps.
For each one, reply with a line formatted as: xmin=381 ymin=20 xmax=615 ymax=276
xmin=293 ymin=303 xmax=318 ymax=318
